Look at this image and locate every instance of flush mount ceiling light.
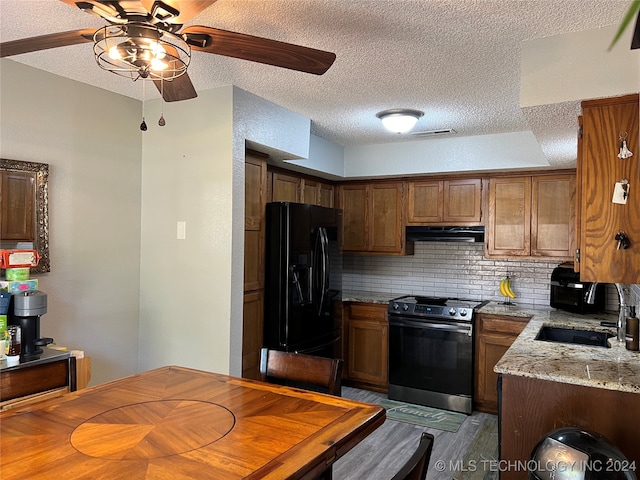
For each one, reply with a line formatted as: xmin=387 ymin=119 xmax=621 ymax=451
xmin=93 ymin=22 xmax=190 ymax=81
xmin=376 ymin=109 xmax=424 ymax=134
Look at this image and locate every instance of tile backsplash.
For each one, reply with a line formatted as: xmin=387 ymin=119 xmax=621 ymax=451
xmin=342 ymin=242 xmax=639 ymax=311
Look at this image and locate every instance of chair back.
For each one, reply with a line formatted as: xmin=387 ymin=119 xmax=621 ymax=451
xmin=390 ymin=432 xmax=435 ymax=480
xmin=259 ymin=348 xmax=343 ymax=396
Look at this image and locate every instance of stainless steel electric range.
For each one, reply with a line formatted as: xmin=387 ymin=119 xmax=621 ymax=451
xmin=387 ymin=295 xmax=488 ymax=414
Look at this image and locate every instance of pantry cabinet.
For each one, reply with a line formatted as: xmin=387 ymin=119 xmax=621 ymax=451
xmin=407 ymin=178 xmax=483 ymax=225
xmin=486 ymin=173 xmax=575 ymax=260
xmin=474 ymin=313 xmax=530 ymax=414
xmin=343 ymin=303 xmax=388 ymax=392
xmin=578 ymin=94 xmax=640 ymax=283
xmin=340 ymin=181 xmax=410 ymax=255
xmin=243 ymin=151 xmax=268 ymax=379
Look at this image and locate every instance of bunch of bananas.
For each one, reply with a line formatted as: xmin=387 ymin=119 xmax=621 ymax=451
xmin=499 ymin=276 xmax=516 ymax=299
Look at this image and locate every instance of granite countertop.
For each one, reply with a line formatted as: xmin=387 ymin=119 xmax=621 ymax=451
xmin=487 ymin=302 xmax=640 ymax=394
xmin=340 ymin=290 xmax=397 ymax=304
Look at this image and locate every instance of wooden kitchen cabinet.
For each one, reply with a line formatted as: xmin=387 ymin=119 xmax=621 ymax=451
xmin=486 ymin=173 xmax=575 ymax=260
xmin=0 ymin=170 xmax=35 ymax=242
xmin=407 ymin=178 xmax=483 ymax=225
xmin=578 ymin=94 xmax=640 ymax=283
xmin=271 ymin=172 xmax=301 ymax=202
xmin=302 ymin=179 xmax=334 ymax=207
xmin=1 ymin=352 xmax=80 ymax=411
xmin=243 ymin=150 xmax=268 ymax=379
xmin=340 ymin=181 xmax=410 ymax=255
xmin=343 ymin=303 xmax=388 ymax=392
xmin=474 ymin=312 xmax=530 ymax=414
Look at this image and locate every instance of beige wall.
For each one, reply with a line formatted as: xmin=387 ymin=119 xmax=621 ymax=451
xmin=138 ymin=87 xmax=235 ymax=373
xmin=0 ymin=59 xmax=142 ymax=385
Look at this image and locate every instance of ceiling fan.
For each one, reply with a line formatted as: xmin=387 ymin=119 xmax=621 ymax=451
xmin=0 ymin=0 xmax=337 ymax=102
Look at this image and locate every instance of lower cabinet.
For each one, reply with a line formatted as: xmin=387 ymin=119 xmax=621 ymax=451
xmin=474 ymin=313 xmax=530 ymax=414
xmin=343 ymin=302 xmax=388 ymax=392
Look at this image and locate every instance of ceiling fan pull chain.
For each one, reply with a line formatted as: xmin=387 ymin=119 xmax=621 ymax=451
xmin=140 ymin=79 xmax=147 ymax=131
xmin=158 ymin=78 xmax=166 ymax=127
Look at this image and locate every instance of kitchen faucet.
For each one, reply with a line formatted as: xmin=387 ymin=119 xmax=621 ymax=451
xmin=586 ymin=282 xmax=627 ymax=342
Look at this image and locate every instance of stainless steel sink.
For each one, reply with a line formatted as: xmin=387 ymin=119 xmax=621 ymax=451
xmin=535 ymin=326 xmax=611 ymax=348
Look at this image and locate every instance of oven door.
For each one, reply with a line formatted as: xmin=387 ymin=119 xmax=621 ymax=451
xmin=388 ymin=316 xmax=473 ymax=399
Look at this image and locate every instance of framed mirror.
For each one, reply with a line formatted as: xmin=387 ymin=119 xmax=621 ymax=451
xmin=0 ymin=158 xmax=50 ymax=274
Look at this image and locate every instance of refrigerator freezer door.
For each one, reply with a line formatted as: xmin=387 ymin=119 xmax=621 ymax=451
xmin=264 ymin=202 xmax=341 ymax=356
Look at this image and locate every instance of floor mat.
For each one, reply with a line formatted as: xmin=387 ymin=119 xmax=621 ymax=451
xmin=378 ymin=399 xmax=467 ymax=433
xmin=453 ymin=416 xmax=499 ymax=480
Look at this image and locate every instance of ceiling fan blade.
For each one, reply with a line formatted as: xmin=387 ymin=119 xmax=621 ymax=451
xmin=0 ymin=29 xmax=96 ymax=58
xmin=152 ymin=73 xmax=197 ymax=102
xmin=182 ymin=25 xmax=336 ymax=75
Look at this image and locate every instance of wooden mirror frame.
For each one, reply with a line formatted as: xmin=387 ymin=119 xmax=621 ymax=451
xmin=1 ymin=158 xmax=50 ymax=274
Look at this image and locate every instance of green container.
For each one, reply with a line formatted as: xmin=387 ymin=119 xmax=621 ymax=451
xmin=5 ymin=267 xmax=30 ymax=281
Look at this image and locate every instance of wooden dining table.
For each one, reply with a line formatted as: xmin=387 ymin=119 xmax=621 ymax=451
xmin=0 ymin=365 xmax=385 ymax=479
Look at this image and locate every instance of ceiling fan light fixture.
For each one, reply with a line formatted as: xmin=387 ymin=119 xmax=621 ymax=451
xmin=93 ymin=23 xmax=190 ymax=81
xmin=376 ymin=109 xmax=424 ymax=134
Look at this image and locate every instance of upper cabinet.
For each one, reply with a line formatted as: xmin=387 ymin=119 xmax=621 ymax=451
xmin=486 ymin=173 xmax=575 ymax=260
xmin=268 ymin=169 xmax=334 ymax=207
xmin=407 ymin=178 xmax=483 ymax=225
xmin=302 ymin=179 xmax=335 ymax=207
xmin=340 ymin=181 xmax=410 ymax=255
xmin=578 ymin=94 xmax=639 ymax=283
xmin=271 ymin=172 xmax=301 ymax=202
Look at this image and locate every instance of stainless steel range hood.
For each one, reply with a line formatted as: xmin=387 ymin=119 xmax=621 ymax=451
xmin=405 ymin=226 xmax=485 ymax=242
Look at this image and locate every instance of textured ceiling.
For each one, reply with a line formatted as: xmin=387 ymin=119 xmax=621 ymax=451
xmin=0 ymin=0 xmax=632 ymax=169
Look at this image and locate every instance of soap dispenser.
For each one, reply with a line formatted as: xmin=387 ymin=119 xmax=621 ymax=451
xmin=625 ymin=306 xmax=639 ymax=351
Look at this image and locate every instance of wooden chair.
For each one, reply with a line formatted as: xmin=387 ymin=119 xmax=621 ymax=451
xmin=259 ymin=348 xmax=343 ymax=396
xmin=390 ymin=432 xmax=435 ymax=480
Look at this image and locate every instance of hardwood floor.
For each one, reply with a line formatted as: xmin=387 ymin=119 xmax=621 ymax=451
xmin=334 ymin=387 xmax=497 ymax=480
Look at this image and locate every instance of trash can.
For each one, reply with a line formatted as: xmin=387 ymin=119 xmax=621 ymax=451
xmin=529 ymin=427 xmax=637 ymax=480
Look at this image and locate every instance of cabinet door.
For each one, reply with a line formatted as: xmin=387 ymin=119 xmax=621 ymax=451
xmin=370 ymin=182 xmax=403 ymax=253
xmin=302 ymin=179 xmax=319 ymax=206
xmin=244 ymin=155 xmax=266 ymax=292
xmin=487 ymin=176 xmax=531 ymax=256
xmin=407 ymin=181 xmax=443 ymax=223
xmin=531 ymin=175 xmax=575 ymax=258
xmin=475 ymin=333 xmax=513 ymax=413
xmin=242 ymin=290 xmax=263 ymax=380
xmin=272 ymin=172 xmax=300 ymax=202
xmin=319 ymin=183 xmax=334 ymax=208
xmin=344 ymin=304 xmax=388 ymax=389
xmin=474 ymin=314 xmax=529 ymax=414
xmin=580 ymin=95 xmax=640 ymax=283
xmin=341 ymin=184 xmax=368 ymax=251
xmin=443 ymin=178 xmax=482 ymax=223
xmin=347 ymin=319 xmax=388 ymax=385
xmin=1 ymin=171 xmax=35 ymax=242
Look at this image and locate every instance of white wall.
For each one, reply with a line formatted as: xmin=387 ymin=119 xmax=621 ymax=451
xmin=138 ymin=87 xmax=235 ymax=374
xmin=521 ymin=24 xmax=640 ymax=108
xmin=343 ymin=131 xmax=550 ymax=178
xmin=0 ymin=59 xmax=142 ymax=385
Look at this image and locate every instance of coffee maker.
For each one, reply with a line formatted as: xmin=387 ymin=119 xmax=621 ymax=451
xmin=8 ymin=290 xmax=53 ymax=360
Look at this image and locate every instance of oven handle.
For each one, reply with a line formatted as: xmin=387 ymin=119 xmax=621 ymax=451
xmin=389 ymin=317 xmax=473 ymax=336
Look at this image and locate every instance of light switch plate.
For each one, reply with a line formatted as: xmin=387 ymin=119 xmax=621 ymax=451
xmin=177 ymin=221 xmax=186 ymax=240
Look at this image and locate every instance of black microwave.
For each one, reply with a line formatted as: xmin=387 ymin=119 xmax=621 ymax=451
xmin=550 ymin=266 xmax=604 ymax=314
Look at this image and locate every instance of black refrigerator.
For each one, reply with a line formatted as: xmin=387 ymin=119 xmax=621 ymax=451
xmin=264 ymin=202 xmax=342 ymax=358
